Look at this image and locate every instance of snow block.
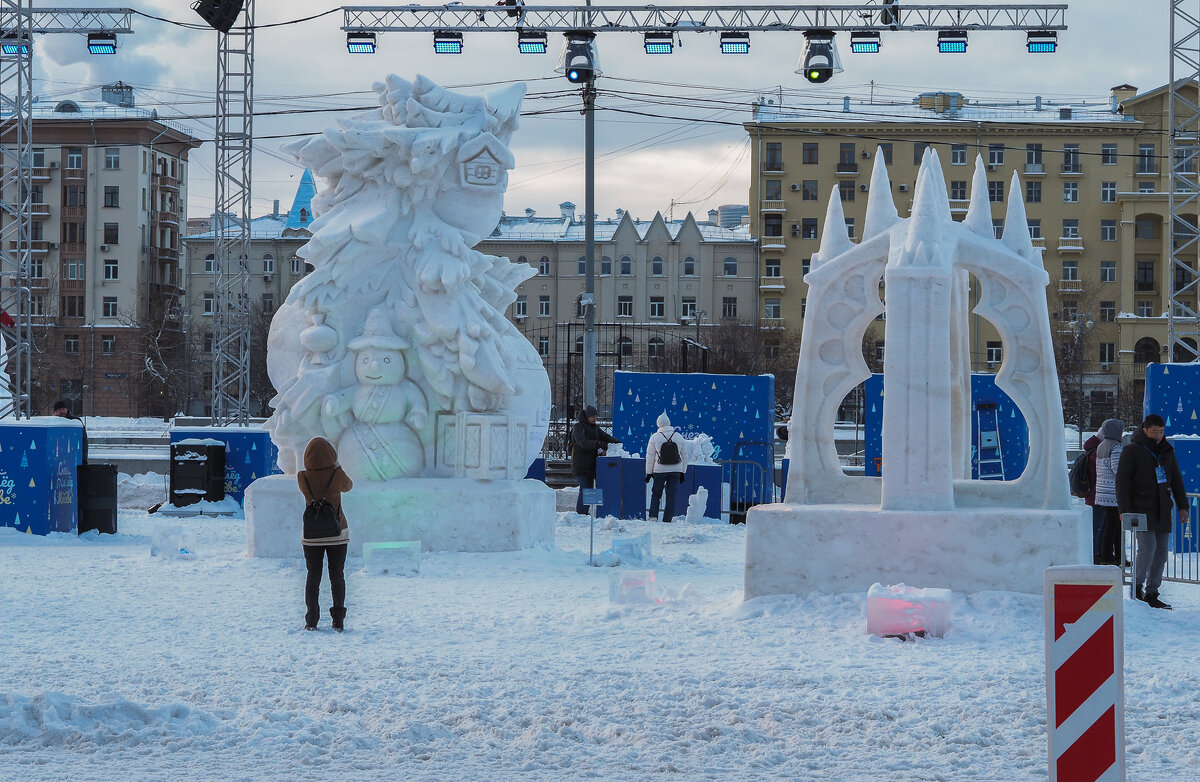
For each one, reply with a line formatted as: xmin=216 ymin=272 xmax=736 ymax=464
xmin=866 ymin=583 xmax=952 ymax=638
xmin=610 ymin=532 xmax=651 ymax=563
xmin=150 ymin=524 xmax=197 ymax=558
xmin=363 ymin=541 xmax=421 ymax=576
xmin=609 ymin=569 xmax=658 ymax=604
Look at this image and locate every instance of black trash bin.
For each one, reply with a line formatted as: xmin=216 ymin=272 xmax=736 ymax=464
xmin=170 ymin=440 xmax=226 ymax=507
xmin=77 ymin=463 xmax=118 ymax=535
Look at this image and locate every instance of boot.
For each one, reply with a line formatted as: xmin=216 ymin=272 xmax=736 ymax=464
xmin=1135 ymin=584 xmax=1144 ymax=602
xmin=1144 ymin=592 xmax=1172 ymax=610
xmin=331 ymin=607 xmax=346 ymax=632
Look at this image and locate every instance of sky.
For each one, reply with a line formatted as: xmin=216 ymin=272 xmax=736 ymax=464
xmin=29 ymin=1 xmax=1174 ymax=224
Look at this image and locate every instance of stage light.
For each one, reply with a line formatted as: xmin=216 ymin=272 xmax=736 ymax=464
xmin=1026 ymin=30 xmax=1057 ymax=53
xmin=557 ymin=31 xmax=599 ymax=84
xmin=937 ymin=30 xmax=968 ymax=53
xmin=719 ymin=31 xmax=749 ymax=54
xmin=796 ymin=30 xmax=842 ymax=84
xmin=346 ymin=32 xmax=376 ymax=54
xmin=433 ymin=31 xmax=463 ymax=54
xmin=518 ymin=30 xmax=547 ymax=54
xmin=1 ymin=33 xmax=31 ymax=55
xmin=192 ymin=0 xmax=246 ymax=34
xmin=87 ymin=32 xmax=117 ymax=55
xmin=850 ymin=31 xmax=881 ymax=53
xmin=643 ymin=32 xmax=674 ymax=55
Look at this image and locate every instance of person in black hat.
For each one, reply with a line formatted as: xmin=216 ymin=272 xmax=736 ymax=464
xmin=570 ymin=405 xmax=620 ymax=514
xmin=52 ymin=399 xmax=87 ymax=464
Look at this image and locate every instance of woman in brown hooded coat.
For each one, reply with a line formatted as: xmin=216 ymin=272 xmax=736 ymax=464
xmin=298 ymin=437 xmax=353 ymax=631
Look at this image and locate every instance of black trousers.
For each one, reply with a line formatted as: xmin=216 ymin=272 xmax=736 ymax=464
xmin=304 ymin=543 xmax=347 ymax=627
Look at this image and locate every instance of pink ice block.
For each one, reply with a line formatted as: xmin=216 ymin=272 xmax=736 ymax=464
xmin=866 ymin=582 xmax=952 ymax=638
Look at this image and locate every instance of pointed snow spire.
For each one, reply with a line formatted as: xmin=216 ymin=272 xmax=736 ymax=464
xmin=816 ymin=185 xmax=854 ymax=262
xmin=963 ymin=155 xmax=993 ymax=237
xmin=909 ymin=146 xmax=952 ymax=226
xmin=1001 ymin=169 xmax=1037 ymax=262
xmin=862 ymin=147 xmax=899 ymax=241
xmin=899 ymin=157 xmax=947 ymax=267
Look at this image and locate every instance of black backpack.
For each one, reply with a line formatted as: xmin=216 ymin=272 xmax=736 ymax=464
xmin=658 ymin=432 xmax=681 ymax=466
xmin=301 ymin=471 xmax=343 ymax=539
xmin=1068 ymin=448 xmax=1094 ymax=498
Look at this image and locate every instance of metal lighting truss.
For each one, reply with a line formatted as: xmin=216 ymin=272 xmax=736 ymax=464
xmin=0 ymin=4 xmax=134 ymax=419
xmin=210 ymin=0 xmax=254 ymax=426
xmin=343 ymin=3 xmax=1067 ymax=33
xmin=1169 ymin=0 xmax=1200 ymax=363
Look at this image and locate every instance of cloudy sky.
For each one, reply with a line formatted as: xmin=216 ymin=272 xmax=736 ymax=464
xmin=32 ymin=1 xmax=1172 ymax=223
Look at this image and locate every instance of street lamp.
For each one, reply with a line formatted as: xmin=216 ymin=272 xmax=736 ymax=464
xmin=1069 ymin=314 xmax=1094 ymax=448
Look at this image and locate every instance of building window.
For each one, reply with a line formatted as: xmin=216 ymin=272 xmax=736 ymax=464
xmin=1101 ymin=181 xmax=1117 ymax=202
xmin=1136 ymin=260 xmax=1156 ymax=291
xmin=1100 ymin=220 xmax=1117 ymax=241
xmin=102 ymin=297 xmax=118 ymax=318
xmin=600 ymin=256 xmax=612 ymax=275
xmin=103 ymin=186 xmax=119 ymax=207
xmin=839 ymin=143 xmax=856 ymax=168
xmin=764 ymin=258 xmax=781 ymax=278
xmin=203 ymin=292 xmax=214 ymax=315
xmin=801 ymin=143 xmax=818 ymax=165
xmin=875 ymin=340 xmax=886 ymax=363
xmin=537 ymin=336 xmax=550 ymax=357
xmin=838 ymin=180 xmax=855 ymax=202
xmin=802 ymin=257 xmax=812 ymax=277
xmin=1100 ymin=261 xmax=1116 ymax=282
xmin=988 ymin=181 xmax=1004 ymax=202
xmin=103 ymin=223 xmax=119 ymax=244
xmin=61 ymin=295 xmax=84 ymax=317
xmin=1100 ymin=301 xmax=1116 ymax=322
xmin=577 ymin=256 xmax=586 ymax=276
xmin=1026 ymin=144 xmax=1043 ymax=165
xmin=261 ymin=254 xmax=274 ymax=274
xmin=950 ymin=144 xmax=967 ymax=165
xmin=1137 ymin=143 xmax=1156 ymax=174
xmin=680 ymin=297 xmax=697 ymax=319
xmin=764 ymin=179 xmax=782 ymax=200
xmin=30 ymin=296 xmax=43 ymax=315
xmin=992 ymin=219 xmax=1004 ymax=239
xmin=879 ymin=143 xmax=893 ymax=165
xmin=617 ymin=295 xmax=633 ymax=317
xmin=764 ymin=298 xmax=781 ymax=319
xmin=1099 ymin=343 xmax=1115 ymax=366
xmin=765 ymin=142 xmax=784 ymax=170
xmin=949 ymin=181 xmax=967 ymax=200
xmin=1135 ymin=218 xmax=1156 ymax=240
xmin=104 ymin=147 xmax=119 ymax=169
xmin=291 ymin=255 xmax=303 ymax=275
xmin=99 ymin=334 xmax=115 ymax=355
xmin=574 ymin=336 xmax=584 ymax=354
xmin=1061 ymin=301 xmax=1078 ymax=323
xmin=28 ymin=257 xmax=43 ymax=279
xmin=986 ymin=341 xmax=1003 ymax=365
xmin=63 ymin=259 xmax=84 ymax=280
xmin=648 ymin=337 xmax=664 ymax=361
xmin=204 ymin=254 xmax=216 ymax=273
xmin=723 ymin=257 xmax=738 ymax=276
xmin=1136 ymin=300 xmax=1154 ymax=317
xmin=682 ymin=257 xmax=695 ymax=276
xmin=1062 ymin=260 xmax=1079 ymax=281
xmin=66 ymin=148 xmax=82 ymax=169
xmin=846 ymin=218 xmax=856 ymax=239
xmin=513 ymin=295 xmax=527 ymax=317
xmin=1027 ymin=219 xmax=1042 ymax=239
xmin=538 ymin=295 xmax=550 ymax=317
xmin=32 ymin=148 xmax=44 ymax=167
xmin=801 ymin=180 xmax=819 ymax=201
xmin=801 ymin=297 xmax=807 ymax=318
xmin=619 ymin=256 xmax=632 ymax=276
xmin=651 ymin=256 xmax=664 ymax=276
xmin=1062 ymin=144 xmax=1080 ymax=173
xmin=1101 ymin=143 xmax=1118 ymax=165
xmin=722 ymin=296 xmax=737 ymax=319
xmin=617 ymin=337 xmax=633 ymax=357
xmin=649 ymin=296 xmax=665 ymax=318
xmin=539 ymin=257 xmax=551 ymax=276
xmin=1138 ymin=181 xmax=1155 ymax=193
xmin=914 ymin=142 xmax=928 ymax=165
xmin=1025 ymin=180 xmax=1042 ymax=203
xmin=104 ymin=258 xmax=119 ymax=280
xmin=1063 ymin=182 xmax=1079 ymax=203
xmin=1062 ymin=219 xmax=1079 ymax=238
xmin=988 ymin=144 xmax=1005 ymax=166
xmin=802 ymin=218 xmax=818 ymax=239
xmin=64 ymin=334 xmax=79 ymax=354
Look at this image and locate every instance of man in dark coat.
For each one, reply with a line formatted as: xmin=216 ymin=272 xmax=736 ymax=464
xmin=1116 ymin=414 xmax=1190 ymax=609
xmin=571 ymin=405 xmax=620 ymax=514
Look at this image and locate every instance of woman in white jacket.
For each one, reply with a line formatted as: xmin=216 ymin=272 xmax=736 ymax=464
xmin=645 ymin=412 xmax=688 ymax=522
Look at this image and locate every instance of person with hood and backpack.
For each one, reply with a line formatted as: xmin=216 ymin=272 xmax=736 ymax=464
xmin=644 ymin=412 xmax=689 ymax=522
xmin=1091 ymin=418 xmax=1125 ymax=566
xmin=571 ymin=406 xmax=621 ymax=514
xmin=298 ymin=437 xmax=353 ymax=631
xmin=1116 ymin=414 xmax=1190 ymax=609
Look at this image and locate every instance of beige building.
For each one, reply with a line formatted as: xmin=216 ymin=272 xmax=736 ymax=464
xmin=746 ymin=83 xmax=1199 ymax=425
xmin=0 ymin=84 xmax=201 ymax=416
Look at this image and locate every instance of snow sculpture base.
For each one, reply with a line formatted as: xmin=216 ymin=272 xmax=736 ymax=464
xmin=245 ymin=474 xmax=554 ymax=557
xmin=744 ymin=504 xmax=1087 ymax=596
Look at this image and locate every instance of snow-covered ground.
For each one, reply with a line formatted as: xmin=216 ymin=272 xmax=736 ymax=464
xmin=3 ymin=475 xmax=1199 ymax=780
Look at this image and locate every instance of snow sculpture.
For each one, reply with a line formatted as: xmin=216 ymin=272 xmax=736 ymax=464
xmin=0 ymin=332 xmax=11 ymax=418
xmin=745 ymin=150 xmax=1087 ymax=595
xmin=245 ymin=75 xmax=554 ymax=556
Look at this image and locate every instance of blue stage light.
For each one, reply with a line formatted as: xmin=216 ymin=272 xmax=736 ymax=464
xmin=1027 ymin=31 xmax=1057 ymax=53
xmin=644 ymin=32 xmax=674 ymax=55
xmin=850 ymin=31 xmax=881 ymax=53
xmin=346 ymin=32 xmax=376 ymax=54
xmin=720 ymin=32 xmax=749 ymax=54
xmin=937 ymin=30 xmax=968 ymax=53
xmin=433 ymin=31 xmax=463 ymax=54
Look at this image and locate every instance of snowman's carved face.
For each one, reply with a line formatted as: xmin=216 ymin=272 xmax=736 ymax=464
xmin=356 ymin=347 xmax=405 ymax=385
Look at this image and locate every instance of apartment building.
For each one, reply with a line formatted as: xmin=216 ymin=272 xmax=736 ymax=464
xmin=180 ymin=170 xmax=317 ymax=416
xmin=746 ymin=82 xmax=1199 ymax=422
xmin=0 ymin=83 xmax=201 ymax=416
xmin=477 ymin=202 xmax=759 ymax=415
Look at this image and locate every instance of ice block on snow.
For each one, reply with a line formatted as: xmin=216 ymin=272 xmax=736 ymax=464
xmin=866 ymin=582 xmax=951 ymax=638
xmin=363 ymin=541 xmax=421 ymax=576
xmin=609 ymin=569 xmax=658 ymax=604
xmin=610 ymin=532 xmax=651 ymax=563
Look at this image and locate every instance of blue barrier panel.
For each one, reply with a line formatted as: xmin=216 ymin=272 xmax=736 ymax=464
xmin=779 ymin=458 xmax=789 ymax=499
xmin=171 ymin=426 xmax=281 ymax=505
xmin=0 ymin=418 xmax=81 ymax=534
xmin=731 ymin=441 xmax=775 ymax=506
xmin=1144 ymin=363 xmax=1200 ymax=436
xmin=595 ymin=456 xmax=624 ymax=518
xmin=621 ymin=457 xmax=647 ymax=520
xmin=1170 ymin=438 xmax=1200 ymax=553
xmin=524 ymin=457 xmax=546 ymax=482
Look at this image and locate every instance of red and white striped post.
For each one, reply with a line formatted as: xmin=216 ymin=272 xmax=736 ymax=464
xmin=1044 ymin=566 xmax=1125 ymax=782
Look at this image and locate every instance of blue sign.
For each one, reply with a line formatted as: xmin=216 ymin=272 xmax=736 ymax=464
xmin=581 ymin=488 xmax=604 ymax=506
xmin=170 ymin=426 xmax=281 ymax=505
xmin=0 ymin=419 xmax=81 ymax=535
xmin=1144 ymin=365 xmax=1200 ymax=553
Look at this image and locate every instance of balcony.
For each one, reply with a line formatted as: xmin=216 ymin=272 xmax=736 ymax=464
xmin=30 ymin=203 xmax=50 ymax=219
xmin=154 ymin=246 xmax=179 ymax=261
xmin=949 ymin=199 xmax=969 ymax=213
xmin=1057 ymin=236 xmax=1084 ymax=252
xmin=1058 ymin=279 xmax=1084 ymax=294
xmin=1134 ymin=280 xmax=1157 ymax=293
xmin=31 ymin=167 xmax=52 ymax=180
xmin=153 ymin=173 xmax=181 ymax=191
xmin=1136 ymin=166 xmax=1160 ymax=177
xmin=760 ymin=276 xmax=786 ymax=290
xmin=1060 ymin=165 xmax=1083 ymax=176
xmin=760 ymin=236 xmax=787 ymax=251
xmin=1031 ymin=236 xmax=1046 ymax=249
xmin=63 ymin=206 xmax=85 ymax=219
xmin=1023 ymin=163 xmax=1046 ymax=176
xmin=761 ymin=317 xmax=786 ymax=329
xmin=835 ymin=162 xmax=859 ymax=176
xmin=760 ymin=200 xmax=787 ymax=213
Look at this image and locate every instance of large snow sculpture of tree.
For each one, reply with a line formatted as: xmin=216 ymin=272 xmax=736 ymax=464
xmin=264 ymin=75 xmax=550 ymax=478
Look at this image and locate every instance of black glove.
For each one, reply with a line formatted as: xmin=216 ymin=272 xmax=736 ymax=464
xmin=678 ymin=474 xmax=685 ymax=484
xmin=644 ymin=474 xmax=652 ymax=484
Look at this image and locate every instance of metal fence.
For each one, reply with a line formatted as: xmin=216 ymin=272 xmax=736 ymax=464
xmin=1163 ymin=492 xmax=1200 ymax=585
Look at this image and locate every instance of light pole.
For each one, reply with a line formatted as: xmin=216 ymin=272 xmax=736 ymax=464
xmin=1070 ymin=314 xmax=1094 ymax=448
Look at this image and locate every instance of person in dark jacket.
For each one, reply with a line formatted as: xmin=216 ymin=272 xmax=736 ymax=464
xmin=1116 ymin=414 xmax=1190 ymax=609
xmin=52 ymin=399 xmax=87 ymax=464
xmin=298 ymin=437 xmax=353 ymax=631
xmin=571 ymin=405 xmax=620 ymax=514
xmin=1080 ymin=429 xmax=1103 ymax=563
